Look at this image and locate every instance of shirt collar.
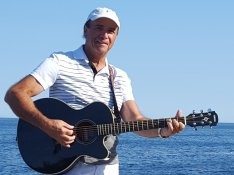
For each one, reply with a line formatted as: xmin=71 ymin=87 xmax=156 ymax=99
xmin=73 ymin=45 xmax=110 ymax=76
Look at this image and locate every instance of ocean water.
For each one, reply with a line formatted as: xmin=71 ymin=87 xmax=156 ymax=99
xmin=0 ymin=118 xmax=233 ymax=175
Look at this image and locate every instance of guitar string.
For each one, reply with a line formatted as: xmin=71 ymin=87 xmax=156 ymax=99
xmin=73 ymin=116 xmax=215 ymax=136
xmin=73 ymin=114 xmax=215 ymax=128
xmin=73 ymin=116 xmax=215 ymax=131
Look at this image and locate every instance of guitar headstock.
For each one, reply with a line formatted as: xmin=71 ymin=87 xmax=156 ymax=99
xmin=185 ymin=110 xmax=218 ymax=128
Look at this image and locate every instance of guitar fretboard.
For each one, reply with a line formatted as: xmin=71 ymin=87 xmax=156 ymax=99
xmin=97 ymin=118 xmax=177 ymax=135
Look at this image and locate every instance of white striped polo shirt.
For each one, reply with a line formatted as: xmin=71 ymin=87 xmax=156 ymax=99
xmin=31 ymin=46 xmax=134 ymax=112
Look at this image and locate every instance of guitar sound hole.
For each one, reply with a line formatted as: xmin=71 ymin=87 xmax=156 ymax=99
xmin=75 ymin=120 xmax=97 ymax=145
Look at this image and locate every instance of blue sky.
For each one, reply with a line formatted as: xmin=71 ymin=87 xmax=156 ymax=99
xmin=1 ymin=1 xmax=234 ymax=123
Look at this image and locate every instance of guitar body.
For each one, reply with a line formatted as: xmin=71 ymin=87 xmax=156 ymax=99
xmin=17 ymin=98 xmax=114 ymax=175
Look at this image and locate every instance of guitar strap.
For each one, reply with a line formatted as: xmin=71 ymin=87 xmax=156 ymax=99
xmin=89 ymin=61 xmax=121 ymax=122
xmin=108 ymin=65 xmax=121 ymax=123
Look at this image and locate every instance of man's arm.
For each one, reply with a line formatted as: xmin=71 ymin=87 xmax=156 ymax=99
xmin=4 ymin=75 xmax=75 ymax=147
xmin=5 ymin=75 xmax=46 ymax=126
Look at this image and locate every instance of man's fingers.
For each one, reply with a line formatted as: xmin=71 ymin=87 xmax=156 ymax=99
xmin=179 ymin=122 xmax=185 ymax=130
xmin=162 ymin=110 xmax=186 ymax=137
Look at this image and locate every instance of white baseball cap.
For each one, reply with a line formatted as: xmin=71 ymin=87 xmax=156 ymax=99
xmin=86 ymin=7 xmax=120 ymax=29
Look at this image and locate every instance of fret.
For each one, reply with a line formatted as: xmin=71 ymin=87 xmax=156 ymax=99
xmin=117 ymin=123 xmax=119 ymax=134
xmin=99 ymin=125 xmax=101 ymax=135
xmin=104 ymin=124 xmax=107 ymax=134
xmin=127 ymin=122 xmax=129 ymax=132
xmin=184 ymin=116 xmax=187 ymax=126
xmin=99 ymin=125 xmax=102 ymax=135
xmin=121 ymin=122 xmax=123 ymax=132
xmin=110 ymin=123 xmax=112 ymax=134
xmin=106 ymin=124 xmax=109 ymax=134
xmin=121 ymin=123 xmax=123 ymax=133
xmin=107 ymin=124 xmax=110 ymax=134
xmin=137 ymin=121 xmax=139 ymax=131
xmin=113 ymin=123 xmax=116 ymax=135
xmin=104 ymin=124 xmax=106 ymax=134
xmin=101 ymin=124 xmax=104 ymax=135
xmin=96 ymin=125 xmax=100 ymax=135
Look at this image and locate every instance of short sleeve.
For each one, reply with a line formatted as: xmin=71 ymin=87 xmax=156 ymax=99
xmin=121 ymin=72 xmax=134 ymax=102
xmin=30 ymin=55 xmax=59 ymax=90
xmin=114 ymin=67 xmax=135 ymax=104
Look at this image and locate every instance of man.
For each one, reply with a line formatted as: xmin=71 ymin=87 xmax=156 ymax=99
xmin=5 ymin=7 xmax=185 ymax=175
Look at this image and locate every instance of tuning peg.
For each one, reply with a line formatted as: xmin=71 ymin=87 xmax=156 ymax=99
xmin=208 ymin=108 xmax=212 ymax=112
xmin=200 ymin=121 xmax=204 ymax=128
xmin=209 ymin=121 xmax=213 ymax=129
xmin=192 ymin=122 xmax=197 ymax=131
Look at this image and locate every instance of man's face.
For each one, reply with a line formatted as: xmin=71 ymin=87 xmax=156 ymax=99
xmin=84 ymin=18 xmax=119 ymax=56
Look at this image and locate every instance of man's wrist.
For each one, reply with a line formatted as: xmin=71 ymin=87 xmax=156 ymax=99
xmin=158 ymin=128 xmax=169 ymax=138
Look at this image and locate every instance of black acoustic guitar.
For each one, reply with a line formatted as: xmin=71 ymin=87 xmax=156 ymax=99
xmin=17 ymin=98 xmax=218 ymax=174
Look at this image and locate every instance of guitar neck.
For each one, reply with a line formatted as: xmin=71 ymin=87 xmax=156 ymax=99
xmin=73 ymin=110 xmax=218 ymax=136
xmin=95 ymin=110 xmax=218 ymax=135
xmin=96 ymin=118 xmax=184 ymax=135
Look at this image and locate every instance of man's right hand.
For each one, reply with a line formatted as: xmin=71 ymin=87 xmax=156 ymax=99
xmin=44 ymin=119 xmax=75 ymax=148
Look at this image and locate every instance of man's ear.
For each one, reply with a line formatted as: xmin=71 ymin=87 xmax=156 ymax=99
xmin=83 ymin=25 xmax=88 ymax=37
